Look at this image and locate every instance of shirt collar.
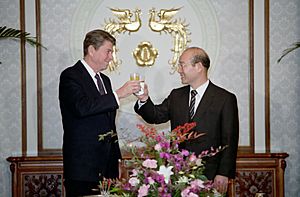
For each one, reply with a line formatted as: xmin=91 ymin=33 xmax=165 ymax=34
xmin=81 ymin=59 xmax=99 ymax=78
xmin=190 ymin=80 xmax=209 ymax=94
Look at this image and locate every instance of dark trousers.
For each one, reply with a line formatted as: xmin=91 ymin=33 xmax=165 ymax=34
xmin=64 ymin=179 xmax=99 ymax=197
xmin=63 ymin=156 xmax=119 ymax=197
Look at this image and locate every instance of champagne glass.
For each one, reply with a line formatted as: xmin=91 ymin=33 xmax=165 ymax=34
xmin=130 ymin=73 xmax=144 ymax=95
xmin=130 ymin=73 xmax=140 ymax=81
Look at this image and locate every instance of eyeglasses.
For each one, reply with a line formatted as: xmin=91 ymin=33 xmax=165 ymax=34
xmin=177 ymin=62 xmax=193 ymax=68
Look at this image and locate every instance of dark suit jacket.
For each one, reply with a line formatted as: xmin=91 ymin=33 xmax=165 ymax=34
xmin=59 ymin=60 xmax=121 ymax=182
xmin=134 ymin=81 xmax=239 ymax=180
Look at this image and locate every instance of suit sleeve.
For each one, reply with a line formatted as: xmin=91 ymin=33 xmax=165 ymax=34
xmin=217 ymin=93 xmax=239 ymax=178
xmin=59 ymin=70 xmax=118 ymax=118
xmin=134 ymin=96 xmax=171 ymax=124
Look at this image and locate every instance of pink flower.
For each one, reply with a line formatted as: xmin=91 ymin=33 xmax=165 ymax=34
xmin=147 ymin=177 xmax=155 ymax=185
xmin=181 ymin=188 xmax=190 ymax=197
xmin=131 ymin=169 xmax=138 ymax=176
xmin=138 ymin=184 xmax=150 ymax=197
xmin=160 ymin=141 xmax=170 ymax=149
xmin=190 ymin=179 xmax=205 ymax=189
xmin=113 ymin=123 xmax=224 ymax=196
xmin=189 ymin=154 xmax=197 ymax=162
xmin=129 ymin=177 xmax=140 ymax=187
xmin=155 ymin=135 xmax=163 ymax=142
xmin=154 ymin=143 xmax=162 ymax=151
xmin=181 ymin=187 xmax=199 ymax=197
xmin=142 ymin=159 xmax=157 ymax=169
xmin=181 ymin=149 xmax=190 ymax=156
xmin=160 ymin=152 xmax=171 ymax=159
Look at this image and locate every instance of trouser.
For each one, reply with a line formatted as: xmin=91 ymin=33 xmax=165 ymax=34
xmin=64 ymin=179 xmax=99 ymax=197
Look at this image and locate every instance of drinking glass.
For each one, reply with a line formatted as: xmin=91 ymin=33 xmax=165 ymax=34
xmin=130 ymin=73 xmax=144 ymax=95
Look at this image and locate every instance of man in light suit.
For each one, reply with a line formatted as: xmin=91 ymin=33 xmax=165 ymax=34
xmin=134 ymin=47 xmax=239 ymax=194
xmin=59 ymin=29 xmax=141 ymax=196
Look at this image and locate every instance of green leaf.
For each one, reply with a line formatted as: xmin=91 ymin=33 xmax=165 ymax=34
xmin=277 ymin=41 xmax=300 ymax=63
xmin=0 ymin=26 xmax=46 ymax=49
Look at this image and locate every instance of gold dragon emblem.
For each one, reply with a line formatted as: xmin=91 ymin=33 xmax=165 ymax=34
xmin=103 ymin=7 xmax=190 ymax=71
xmin=149 ymin=7 xmax=190 ymax=71
xmin=104 ymin=8 xmax=142 ymax=71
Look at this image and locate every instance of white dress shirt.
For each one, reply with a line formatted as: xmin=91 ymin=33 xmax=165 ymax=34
xmin=81 ymin=59 xmax=120 ymax=105
xmin=189 ymin=80 xmax=209 ymax=115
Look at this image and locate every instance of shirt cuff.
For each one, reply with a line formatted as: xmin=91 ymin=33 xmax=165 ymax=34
xmin=113 ymin=91 xmax=120 ymax=106
xmin=137 ymin=99 xmax=147 ymax=108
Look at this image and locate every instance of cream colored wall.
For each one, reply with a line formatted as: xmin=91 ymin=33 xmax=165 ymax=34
xmin=25 ymin=0 xmax=253 ymax=152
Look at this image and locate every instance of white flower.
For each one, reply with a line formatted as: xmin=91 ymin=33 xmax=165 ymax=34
xmin=195 ymin=158 xmax=203 ymax=166
xmin=212 ymin=189 xmax=223 ymax=197
xmin=157 ymin=165 xmax=174 ymax=184
xmin=176 ymin=176 xmax=189 ymax=184
xmin=187 ymin=192 xmax=198 ymax=197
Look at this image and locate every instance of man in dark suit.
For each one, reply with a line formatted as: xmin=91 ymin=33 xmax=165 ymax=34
xmin=59 ymin=29 xmax=141 ymax=196
xmin=134 ymin=47 xmax=239 ymax=194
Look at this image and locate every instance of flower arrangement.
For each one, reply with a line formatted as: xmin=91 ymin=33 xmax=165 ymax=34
xmin=106 ymin=122 xmax=226 ymax=197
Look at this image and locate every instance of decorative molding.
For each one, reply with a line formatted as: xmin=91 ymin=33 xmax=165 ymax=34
xmin=249 ymin=0 xmax=255 ymax=153
xmin=235 ymin=170 xmax=274 ymax=196
xmin=24 ymin=174 xmax=63 ymax=196
xmin=264 ymin=0 xmax=271 ymax=153
xmin=20 ymin=0 xmax=27 ymax=155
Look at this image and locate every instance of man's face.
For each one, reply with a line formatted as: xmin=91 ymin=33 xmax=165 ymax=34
xmin=177 ymin=51 xmax=199 ymax=85
xmin=90 ymin=40 xmax=113 ymax=72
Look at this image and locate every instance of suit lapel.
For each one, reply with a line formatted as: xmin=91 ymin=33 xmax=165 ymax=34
xmin=179 ymin=86 xmax=190 ymax=123
xmin=76 ymin=61 xmax=100 ymax=96
xmin=193 ymin=82 xmax=215 ymax=119
xmin=77 ymin=62 xmax=116 ymax=128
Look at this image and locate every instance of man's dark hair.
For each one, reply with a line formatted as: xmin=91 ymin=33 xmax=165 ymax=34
xmin=190 ymin=47 xmax=210 ymax=69
xmin=83 ymin=29 xmax=116 ymax=56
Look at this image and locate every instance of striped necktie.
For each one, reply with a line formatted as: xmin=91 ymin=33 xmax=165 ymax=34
xmin=95 ymin=74 xmax=105 ymax=95
xmin=189 ymin=90 xmax=197 ymax=119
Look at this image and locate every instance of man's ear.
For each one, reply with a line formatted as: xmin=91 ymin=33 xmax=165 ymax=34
xmin=196 ymin=62 xmax=204 ymax=72
xmin=87 ymin=45 xmax=95 ymax=56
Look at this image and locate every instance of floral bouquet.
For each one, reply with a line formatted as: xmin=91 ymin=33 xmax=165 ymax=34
xmin=106 ymin=122 xmax=225 ymax=197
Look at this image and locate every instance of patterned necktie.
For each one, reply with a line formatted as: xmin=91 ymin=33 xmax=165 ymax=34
xmin=95 ymin=74 xmax=105 ymax=95
xmin=189 ymin=90 xmax=197 ymax=119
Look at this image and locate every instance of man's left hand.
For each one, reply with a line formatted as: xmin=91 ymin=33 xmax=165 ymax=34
xmin=213 ymin=175 xmax=228 ymax=194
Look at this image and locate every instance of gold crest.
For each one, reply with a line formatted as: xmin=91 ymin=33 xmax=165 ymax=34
xmin=133 ymin=41 xmax=158 ymax=67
